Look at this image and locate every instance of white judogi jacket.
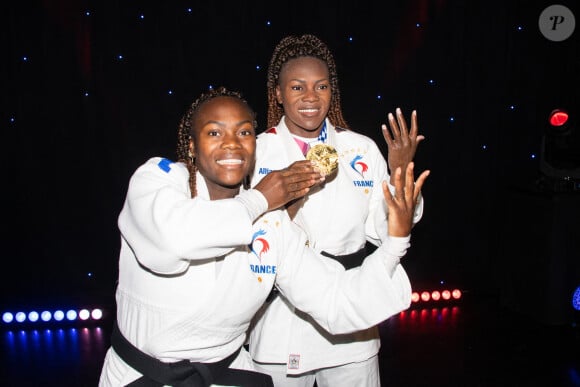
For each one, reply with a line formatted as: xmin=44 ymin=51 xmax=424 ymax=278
xmin=249 ymin=118 xmax=423 ymax=374
xmin=99 ymin=157 xmax=412 ymax=386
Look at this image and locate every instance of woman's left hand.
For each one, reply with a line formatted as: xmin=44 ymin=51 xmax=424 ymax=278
xmin=382 ymin=108 xmax=425 ymax=186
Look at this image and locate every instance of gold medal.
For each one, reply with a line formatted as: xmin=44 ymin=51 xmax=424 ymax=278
xmin=306 ymin=144 xmax=338 ymax=176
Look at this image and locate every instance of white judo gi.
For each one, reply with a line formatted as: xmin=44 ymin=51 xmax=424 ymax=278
xmin=99 ymin=156 xmax=413 ymax=386
xmin=248 ymin=118 xmax=423 ymax=376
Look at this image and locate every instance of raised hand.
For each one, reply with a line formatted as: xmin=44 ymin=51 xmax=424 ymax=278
xmin=382 ymin=162 xmax=430 ymax=237
xmin=254 ymin=160 xmax=324 ymax=211
xmin=382 ymin=108 xmax=425 ymax=186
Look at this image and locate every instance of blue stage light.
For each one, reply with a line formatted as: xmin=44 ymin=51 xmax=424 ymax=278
xmin=53 ymin=310 xmax=65 ymax=321
xmin=41 ymin=311 xmax=52 ymax=322
xmin=66 ymin=310 xmax=77 ymax=321
xmin=15 ymin=312 xmax=26 ymax=323
xmin=573 ymin=286 xmax=580 ymax=311
xmin=2 ymin=312 xmax=14 ymax=323
xmin=28 ymin=311 xmax=39 ymax=322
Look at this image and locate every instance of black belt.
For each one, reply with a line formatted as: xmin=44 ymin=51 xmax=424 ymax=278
xmin=266 ymin=244 xmax=372 ymax=302
xmin=111 ymin=321 xmax=273 ymax=387
xmin=320 ymin=244 xmax=369 ymax=270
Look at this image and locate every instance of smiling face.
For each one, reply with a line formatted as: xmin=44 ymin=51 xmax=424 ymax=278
xmin=189 ymin=96 xmax=256 ymax=199
xmin=276 ymin=56 xmax=331 ymax=138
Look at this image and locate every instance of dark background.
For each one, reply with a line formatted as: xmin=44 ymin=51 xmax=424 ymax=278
xmin=2 ymin=1 xmax=579 ymax=320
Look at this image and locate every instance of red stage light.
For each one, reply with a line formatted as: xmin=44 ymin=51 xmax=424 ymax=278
xmin=441 ymin=290 xmax=451 ymax=300
xmin=431 ymin=291 xmax=441 ymax=301
xmin=549 ymin=109 xmax=569 ymax=127
xmin=411 ymin=292 xmax=420 ymax=303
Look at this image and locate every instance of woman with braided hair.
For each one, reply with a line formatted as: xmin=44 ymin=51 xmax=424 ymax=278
xmin=99 ymin=86 xmax=428 ymax=386
xmin=249 ymin=34 xmax=427 ymax=386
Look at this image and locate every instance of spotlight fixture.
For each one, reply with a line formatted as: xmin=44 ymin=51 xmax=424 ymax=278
xmin=539 ymin=108 xmax=580 ymax=191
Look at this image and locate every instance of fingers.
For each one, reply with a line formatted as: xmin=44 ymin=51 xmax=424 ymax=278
xmin=282 ymin=163 xmax=325 ymax=199
xmin=387 ymin=111 xmax=401 ymax=139
xmin=412 ymin=169 xmax=430 ymax=202
xmin=256 ymin=162 xmax=326 ymax=211
xmin=409 ymin=110 xmax=418 ymax=138
xmin=385 ymin=108 xmax=418 ymax=144
xmin=388 ymin=162 xmax=430 ymax=205
xmin=290 ymin=171 xmax=325 ymax=186
xmin=393 ymin=165 xmax=405 ymax=201
xmin=283 ymin=160 xmax=317 ymax=174
xmin=282 ymin=161 xmax=324 ymax=183
xmin=404 ymin=162 xmax=415 ymax=203
xmin=288 ymin=175 xmax=321 ymax=193
xmin=395 ymin=108 xmax=409 ymax=137
xmin=381 ymin=124 xmax=394 ymax=147
xmin=382 ymin=180 xmax=394 ymax=204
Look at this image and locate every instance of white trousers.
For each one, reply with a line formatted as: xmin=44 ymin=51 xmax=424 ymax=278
xmin=253 ymin=355 xmax=379 ymax=387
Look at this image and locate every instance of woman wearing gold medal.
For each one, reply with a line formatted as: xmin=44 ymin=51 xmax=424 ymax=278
xmin=249 ymin=34 xmax=426 ymax=387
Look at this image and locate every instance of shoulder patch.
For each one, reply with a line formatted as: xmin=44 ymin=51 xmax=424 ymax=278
xmin=157 ymin=158 xmax=173 ymax=173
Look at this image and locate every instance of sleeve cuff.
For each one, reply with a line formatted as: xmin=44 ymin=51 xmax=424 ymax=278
xmin=235 ymin=189 xmax=269 ymax=222
xmin=379 ymin=235 xmax=411 ymax=275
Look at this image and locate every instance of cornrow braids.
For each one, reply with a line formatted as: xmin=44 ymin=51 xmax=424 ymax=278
xmin=176 ymin=86 xmax=256 ymax=198
xmin=266 ymin=34 xmax=349 ymax=130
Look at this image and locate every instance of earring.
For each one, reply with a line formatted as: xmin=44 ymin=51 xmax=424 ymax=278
xmin=188 ymin=150 xmax=195 ymax=164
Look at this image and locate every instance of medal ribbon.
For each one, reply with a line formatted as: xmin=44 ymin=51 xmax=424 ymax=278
xmin=292 ymin=121 xmax=327 ymax=156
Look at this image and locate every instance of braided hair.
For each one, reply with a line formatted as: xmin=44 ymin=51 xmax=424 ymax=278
xmin=266 ymin=34 xmax=349 ymax=130
xmin=176 ymin=86 xmax=257 ymax=198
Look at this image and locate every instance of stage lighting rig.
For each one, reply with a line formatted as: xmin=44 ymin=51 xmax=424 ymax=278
xmin=539 ymin=108 xmax=580 ymax=192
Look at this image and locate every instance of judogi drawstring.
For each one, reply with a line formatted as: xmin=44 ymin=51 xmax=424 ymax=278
xmin=111 ymin=321 xmax=274 ymax=387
